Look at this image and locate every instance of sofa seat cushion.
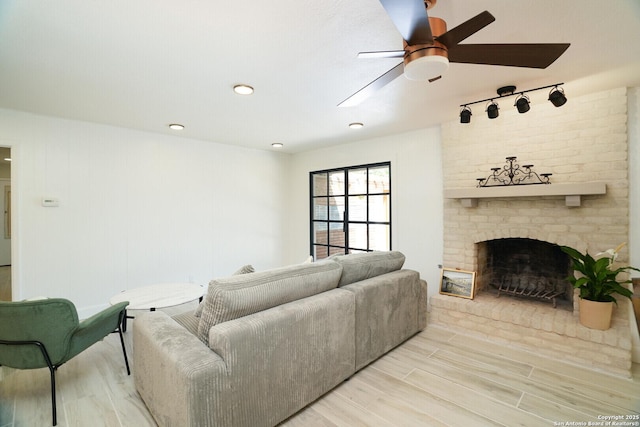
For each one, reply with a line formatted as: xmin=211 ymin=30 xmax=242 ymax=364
xmin=172 ymin=310 xmax=200 ymax=335
xmin=332 ymin=251 xmax=405 ymax=287
xmin=197 ymin=260 xmax=342 ymax=344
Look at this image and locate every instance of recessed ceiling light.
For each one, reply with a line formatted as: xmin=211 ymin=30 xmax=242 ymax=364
xmin=349 ymin=122 xmax=364 ymax=129
xmin=271 ymin=143 xmax=284 ymax=148
xmin=169 ymin=124 xmax=185 ymax=130
xmin=233 ymin=84 xmax=254 ymax=95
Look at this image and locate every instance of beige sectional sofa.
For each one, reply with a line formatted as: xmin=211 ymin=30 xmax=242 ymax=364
xmin=133 ymin=251 xmax=427 ymax=427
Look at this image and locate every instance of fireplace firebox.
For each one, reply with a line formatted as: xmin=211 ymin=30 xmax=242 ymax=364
xmin=476 ymin=238 xmax=573 ymax=308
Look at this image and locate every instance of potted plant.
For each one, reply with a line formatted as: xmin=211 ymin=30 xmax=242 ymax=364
xmin=561 ymin=243 xmax=638 ymax=330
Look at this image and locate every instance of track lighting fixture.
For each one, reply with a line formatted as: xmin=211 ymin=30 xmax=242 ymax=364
xmin=459 ymin=106 xmax=472 ymax=124
xmin=459 ymin=83 xmax=566 ymax=123
xmin=486 ymin=101 xmax=499 ymax=119
xmin=515 ymin=94 xmax=530 ymax=113
xmin=548 ymin=86 xmax=567 ymax=107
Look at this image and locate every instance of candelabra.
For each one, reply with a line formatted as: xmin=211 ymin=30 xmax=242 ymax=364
xmin=476 ymin=157 xmax=552 ymax=187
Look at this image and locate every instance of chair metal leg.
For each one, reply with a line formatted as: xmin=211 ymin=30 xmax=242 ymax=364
xmin=48 ymin=365 xmax=58 ymax=426
xmin=36 ymin=343 xmax=58 ymax=426
xmin=2 ymin=309 xmax=130 ymax=425
xmin=118 ymin=328 xmax=130 ymax=375
xmin=117 ymin=309 xmax=130 ymax=375
xmin=0 ymin=340 xmax=58 ymax=425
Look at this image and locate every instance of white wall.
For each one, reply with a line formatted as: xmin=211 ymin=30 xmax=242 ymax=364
xmin=628 ymin=87 xmax=640 ymax=362
xmin=630 ymin=87 xmax=640 ymax=271
xmin=286 ymin=127 xmax=444 ymax=303
xmin=1 ymin=109 xmax=289 ymax=317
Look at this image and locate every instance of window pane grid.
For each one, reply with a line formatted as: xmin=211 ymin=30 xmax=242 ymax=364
xmin=310 ymin=162 xmax=390 ymax=259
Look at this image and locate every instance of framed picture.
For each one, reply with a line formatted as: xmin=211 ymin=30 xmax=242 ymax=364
xmin=440 ymin=268 xmax=476 ymax=299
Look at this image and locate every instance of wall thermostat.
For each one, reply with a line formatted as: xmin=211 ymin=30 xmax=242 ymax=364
xmin=42 ymin=197 xmax=60 ymax=207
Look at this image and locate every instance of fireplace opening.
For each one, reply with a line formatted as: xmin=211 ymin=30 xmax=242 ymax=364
xmin=476 ymin=238 xmax=573 ymax=309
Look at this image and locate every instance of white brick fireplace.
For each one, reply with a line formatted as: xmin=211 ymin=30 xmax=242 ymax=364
xmin=431 ymin=87 xmax=635 ymax=377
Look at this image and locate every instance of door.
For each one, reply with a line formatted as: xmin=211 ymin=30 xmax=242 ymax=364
xmin=0 ymin=179 xmax=10 ymax=266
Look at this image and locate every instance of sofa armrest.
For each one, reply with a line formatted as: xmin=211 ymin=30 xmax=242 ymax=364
xmin=342 ymin=269 xmax=425 ymax=370
xmin=133 ymin=311 xmax=228 ymax=427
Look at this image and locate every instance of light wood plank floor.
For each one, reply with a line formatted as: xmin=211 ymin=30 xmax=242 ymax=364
xmin=2 ymin=303 xmax=639 ymax=427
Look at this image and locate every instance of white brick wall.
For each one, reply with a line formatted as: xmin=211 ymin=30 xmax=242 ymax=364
xmin=442 ymin=87 xmax=630 ymax=271
xmin=435 ymin=87 xmax=633 ymax=377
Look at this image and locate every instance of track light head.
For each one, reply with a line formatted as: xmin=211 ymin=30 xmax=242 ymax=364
xmin=460 ymin=106 xmax=472 ymax=124
xmin=515 ymin=94 xmax=530 ymax=113
xmin=486 ymin=101 xmax=499 ymax=119
xmin=548 ymin=86 xmax=567 ymax=107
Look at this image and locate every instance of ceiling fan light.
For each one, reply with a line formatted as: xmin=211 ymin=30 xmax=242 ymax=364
xmin=548 ymin=87 xmax=567 ymax=107
xmin=404 ymin=54 xmax=449 ymax=81
xmin=515 ymin=94 xmax=530 ymax=113
xmin=486 ymin=101 xmax=499 ymax=119
xmin=460 ymin=106 xmax=472 ymax=124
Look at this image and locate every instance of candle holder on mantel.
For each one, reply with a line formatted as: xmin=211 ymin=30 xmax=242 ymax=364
xmin=476 ymin=156 xmax=552 ymax=187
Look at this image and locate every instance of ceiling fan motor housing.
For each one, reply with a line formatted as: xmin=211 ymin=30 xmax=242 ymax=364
xmin=403 ymin=17 xmax=449 ymax=80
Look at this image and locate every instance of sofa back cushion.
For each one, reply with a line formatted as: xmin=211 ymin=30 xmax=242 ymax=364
xmin=197 ymin=260 xmax=343 ymax=344
xmin=194 ymin=264 xmax=255 ymax=317
xmin=332 ymin=251 xmax=406 ymax=287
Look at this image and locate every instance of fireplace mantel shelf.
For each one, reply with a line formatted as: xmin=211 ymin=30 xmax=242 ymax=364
xmin=444 ymin=182 xmax=606 ymax=207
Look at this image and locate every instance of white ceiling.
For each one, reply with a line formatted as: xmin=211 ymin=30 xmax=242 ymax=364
xmin=1 ymin=1 xmax=639 ymax=153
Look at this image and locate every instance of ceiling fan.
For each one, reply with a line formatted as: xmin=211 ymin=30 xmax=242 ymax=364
xmin=338 ymin=0 xmax=570 ymax=107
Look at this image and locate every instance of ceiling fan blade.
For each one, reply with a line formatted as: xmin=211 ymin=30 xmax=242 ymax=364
xmin=436 ymin=11 xmax=495 ymax=48
xmin=448 ymin=43 xmax=570 ymax=68
xmin=378 ymin=0 xmax=433 ymax=45
xmin=358 ymin=50 xmax=405 ymax=59
xmin=338 ymin=62 xmax=404 ymax=107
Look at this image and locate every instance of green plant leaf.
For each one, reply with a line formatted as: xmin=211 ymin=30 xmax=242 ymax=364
xmin=561 ymin=245 xmax=637 ymax=303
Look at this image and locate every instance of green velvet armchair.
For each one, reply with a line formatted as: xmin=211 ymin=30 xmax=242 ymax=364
xmin=0 ymin=298 xmax=130 ymax=426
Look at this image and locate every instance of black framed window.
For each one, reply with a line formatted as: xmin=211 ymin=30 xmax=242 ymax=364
xmin=310 ymin=162 xmax=391 ymax=260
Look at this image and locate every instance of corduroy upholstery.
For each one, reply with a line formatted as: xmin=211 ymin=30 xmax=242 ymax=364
xmin=133 ymin=252 xmax=426 ymax=427
xmin=196 ymin=260 xmax=342 ymax=344
xmin=331 ymin=250 xmax=406 ymax=287
xmin=194 ymin=264 xmax=255 ymax=318
xmin=342 ymin=269 xmax=428 ymax=370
